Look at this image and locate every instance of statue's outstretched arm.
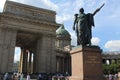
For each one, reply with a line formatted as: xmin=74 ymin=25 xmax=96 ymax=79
xmin=93 ymin=3 xmax=105 ymax=16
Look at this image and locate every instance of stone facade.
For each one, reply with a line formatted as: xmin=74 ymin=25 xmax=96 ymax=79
xmin=102 ymin=52 xmax=120 ymax=64
xmin=0 ymin=28 xmax=17 ymax=73
xmin=0 ymin=1 xmax=60 ymax=73
xmin=55 ymin=24 xmax=71 ymax=73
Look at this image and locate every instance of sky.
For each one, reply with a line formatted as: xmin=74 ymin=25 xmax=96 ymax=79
xmin=0 ymin=0 xmax=120 ymax=62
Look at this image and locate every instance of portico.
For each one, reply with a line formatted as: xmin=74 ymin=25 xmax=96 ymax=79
xmin=0 ymin=1 xmax=59 ymax=73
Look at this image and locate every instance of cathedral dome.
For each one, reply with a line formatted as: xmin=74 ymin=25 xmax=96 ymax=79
xmin=56 ymin=24 xmax=70 ymax=36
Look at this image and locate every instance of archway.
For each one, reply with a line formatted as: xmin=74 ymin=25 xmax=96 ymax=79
xmin=0 ymin=1 xmax=59 ymax=73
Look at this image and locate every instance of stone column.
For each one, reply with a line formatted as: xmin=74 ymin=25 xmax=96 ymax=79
xmin=22 ymin=49 xmax=28 ymax=73
xmin=109 ymin=59 xmax=112 ymax=64
xmin=22 ymin=49 xmax=26 ymax=73
xmin=26 ymin=50 xmax=28 ymax=73
xmin=31 ymin=53 xmax=33 ymax=73
xmin=0 ymin=28 xmax=17 ymax=73
xmin=63 ymin=58 xmax=65 ymax=73
xmin=35 ymin=35 xmax=50 ymax=73
xmin=102 ymin=59 xmax=106 ymax=64
xmin=56 ymin=56 xmax=59 ymax=72
xmin=50 ymin=35 xmax=57 ymax=73
xmin=19 ymin=48 xmax=24 ymax=73
xmin=28 ymin=51 xmax=32 ymax=73
xmin=35 ymin=34 xmax=56 ymax=73
xmin=65 ymin=57 xmax=69 ymax=73
xmin=33 ymin=52 xmax=37 ymax=73
xmin=65 ymin=56 xmax=71 ymax=75
xmin=68 ymin=56 xmax=71 ymax=75
xmin=34 ymin=39 xmax=40 ymax=73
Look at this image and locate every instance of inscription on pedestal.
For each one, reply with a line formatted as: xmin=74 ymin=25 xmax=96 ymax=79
xmin=85 ymin=55 xmax=100 ymax=64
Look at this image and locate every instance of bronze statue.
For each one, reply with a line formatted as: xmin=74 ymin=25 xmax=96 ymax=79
xmin=73 ymin=3 xmax=105 ymax=46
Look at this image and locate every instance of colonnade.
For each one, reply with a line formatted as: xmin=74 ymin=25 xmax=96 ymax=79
xmin=102 ymin=59 xmax=119 ymax=65
xmin=19 ymin=48 xmax=34 ymax=74
xmin=56 ymin=56 xmax=65 ymax=72
xmin=56 ymin=55 xmax=71 ymax=74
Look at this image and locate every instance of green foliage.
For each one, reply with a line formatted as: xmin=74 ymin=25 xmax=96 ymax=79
xmin=103 ymin=60 xmax=120 ymax=74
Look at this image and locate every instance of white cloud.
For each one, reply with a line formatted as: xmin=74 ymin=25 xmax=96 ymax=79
xmin=55 ymin=1 xmax=74 ymax=23
xmin=0 ymin=0 xmax=119 ymax=53
xmin=70 ymin=32 xmax=77 ymax=46
xmin=14 ymin=47 xmax=21 ymax=62
xmin=105 ymin=40 xmax=120 ymax=51
xmin=91 ymin=37 xmax=100 ymax=45
xmin=0 ymin=0 xmax=6 ymax=11
xmin=0 ymin=0 xmax=59 ymax=12
xmin=107 ymin=7 xmax=120 ymax=20
xmin=73 ymin=0 xmax=84 ymax=12
xmin=39 ymin=0 xmax=59 ymax=11
xmin=60 ymin=2 xmax=71 ymax=8
xmin=0 ymin=0 xmax=26 ymax=12
xmin=10 ymin=0 xmax=25 ymax=3
xmin=56 ymin=14 xmax=73 ymax=23
xmin=55 ymin=0 xmax=107 ymax=23
xmin=71 ymin=34 xmax=100 ymax=46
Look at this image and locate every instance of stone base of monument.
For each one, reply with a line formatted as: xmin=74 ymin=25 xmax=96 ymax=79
xmin=118 ymin=72 xmax=120 ymax=80
xmin=69 ymin=46 xmax=106 ymax=80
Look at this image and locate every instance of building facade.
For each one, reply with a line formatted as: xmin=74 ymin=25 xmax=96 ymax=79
xmin=102 ymin=52 xmax=120 ymax=64
xmin=0 ymin=0 xmax=119 ymax=74
xmin=0 ymin=1 xmax=59 ymax=73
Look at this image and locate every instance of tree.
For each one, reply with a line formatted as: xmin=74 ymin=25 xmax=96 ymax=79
xmin=103 ymin=60 xmax=120 ymax=74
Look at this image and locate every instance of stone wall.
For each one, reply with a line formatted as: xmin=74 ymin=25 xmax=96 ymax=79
xmin=0 ymin=28 xmax=17 ymax=73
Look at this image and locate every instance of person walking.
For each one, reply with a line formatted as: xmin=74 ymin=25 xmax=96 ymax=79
xmin=109 ymin=74 xmax=113 ymax=80
xmin=26 ymin=74 xmax=30 ymax=80
xmin=114 ymin=73 xmax=118 ymax=80
xmin=3 ymin=73 xmax=8 ymax=80
xmin=20 ymin=73 xmax=24 ymax=80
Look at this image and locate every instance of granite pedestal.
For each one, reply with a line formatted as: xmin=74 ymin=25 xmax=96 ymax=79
xmin=69 ymin=46 xmax=106 ymax=80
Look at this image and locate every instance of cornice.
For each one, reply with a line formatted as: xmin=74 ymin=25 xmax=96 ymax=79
xmin=0 ymin=23 xmax=57 ymax=36
xmin=1 ymin=13 xmax=60 ymax=27
xmin=4 ymin=0 xmax=56 ymax=15
xmin=55 ymin=48 xmax=69 ymax=54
